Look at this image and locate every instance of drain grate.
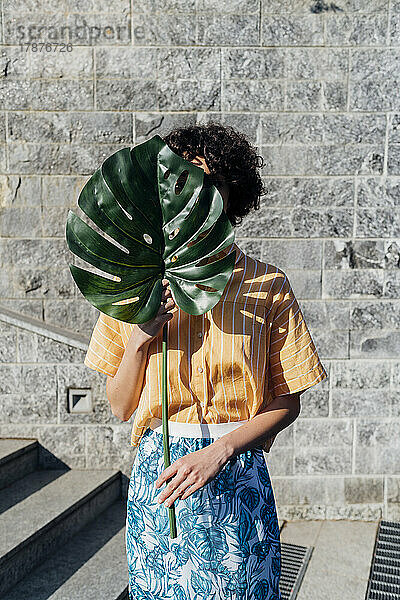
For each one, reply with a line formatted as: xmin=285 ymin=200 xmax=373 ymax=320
xmin=365 ymin=519 xmax=400 ymax=600
xmin=280 ymin=541 xmax=313 ymax=600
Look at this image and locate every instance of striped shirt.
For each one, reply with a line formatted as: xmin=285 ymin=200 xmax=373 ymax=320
xmin=84 ymin=242 xmax=328 ymax=452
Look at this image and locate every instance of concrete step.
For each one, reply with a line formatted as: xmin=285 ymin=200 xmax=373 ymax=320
xmin=2 ymin=498 xmax=129 ymax=600
xmin=0 ymin=439 xmax=39 ymax=490
xmin=0 ymin=468 xmax=121 ymax=597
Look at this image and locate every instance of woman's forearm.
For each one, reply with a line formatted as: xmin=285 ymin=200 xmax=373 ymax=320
xmin=106 ymin=326 xmax=151 ymax=421
xmin=213 ymin=394 xmax=301 ymax=460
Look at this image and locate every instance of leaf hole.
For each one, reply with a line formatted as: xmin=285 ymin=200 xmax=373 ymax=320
xmin=174 ymin=170 xmax=189 ymax=195
xmin=171 ymin=255 xmax=178 ymax=263
xmin=168 ymin=227 xmax=180 ymax=240
xmin=111 ymin=296 xmax=140 ymax=306
xmin=195 ymin=284 xmax=218 ymax=292
xmin=163 ymin=168 xmax=171 ymax=179
xmin=143 ymin=233 xmax=153 ymax=244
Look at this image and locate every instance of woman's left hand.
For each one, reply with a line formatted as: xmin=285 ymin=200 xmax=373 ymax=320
xmin=154 ymin=440 xmax=232 ymax=507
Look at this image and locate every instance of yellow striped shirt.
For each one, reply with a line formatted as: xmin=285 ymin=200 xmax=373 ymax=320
xmin=84 ymin=242 xmax=328 ymax=453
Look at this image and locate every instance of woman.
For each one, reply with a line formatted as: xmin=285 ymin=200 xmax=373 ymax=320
xmin=84 ymin=122 xmax=328 ymax=600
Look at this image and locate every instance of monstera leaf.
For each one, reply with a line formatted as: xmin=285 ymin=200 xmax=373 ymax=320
xmin=65 ymin=134 xmax=236 ymax=323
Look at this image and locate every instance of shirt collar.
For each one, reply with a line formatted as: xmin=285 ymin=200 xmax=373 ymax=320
xmin=219 ymin=241 xmax=244 ymax=266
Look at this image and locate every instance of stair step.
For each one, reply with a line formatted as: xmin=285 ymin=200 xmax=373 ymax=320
xmin=2 ymin=499 xmax=129 ymax=600
xmin=0 ymin=468 xmax=121 ymax=596
xmin=0 ymin=439 xmax=38 ymax=490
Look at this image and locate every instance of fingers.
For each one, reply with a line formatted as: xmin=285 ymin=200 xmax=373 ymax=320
xmin=157 ymin=473 xmax=196 ymax=507
xmin=159 ymin=278 xmax=175 ymax=315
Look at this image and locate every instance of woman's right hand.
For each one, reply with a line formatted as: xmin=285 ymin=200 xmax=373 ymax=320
xmin=132 ymin=278 xmax=176 ymax=346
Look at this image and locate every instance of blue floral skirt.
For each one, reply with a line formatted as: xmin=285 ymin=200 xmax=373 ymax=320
xmin=125 ymin=426 xmax=282 ymax=600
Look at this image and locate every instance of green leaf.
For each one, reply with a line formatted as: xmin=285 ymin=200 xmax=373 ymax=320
xmin=65 ymin=134 xmax=236 ymax=323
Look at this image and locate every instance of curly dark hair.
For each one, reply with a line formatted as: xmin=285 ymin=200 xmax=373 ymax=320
xmin=163 ymin=121 xmax=266 ymax=227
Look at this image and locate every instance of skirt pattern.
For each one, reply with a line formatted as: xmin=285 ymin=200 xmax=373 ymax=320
xmin=126 ymin=426 xmax=282 ymax=600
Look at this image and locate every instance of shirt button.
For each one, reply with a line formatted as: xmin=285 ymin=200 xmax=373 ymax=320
xmin=197 ymin=332 xmax=202 ymax=338
xmin=198 ymin=367 xmax=203 ymax=373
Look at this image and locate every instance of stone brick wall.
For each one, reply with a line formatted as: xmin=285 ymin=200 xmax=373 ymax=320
xmin=0 ymin=0 xmax=399 ymax=519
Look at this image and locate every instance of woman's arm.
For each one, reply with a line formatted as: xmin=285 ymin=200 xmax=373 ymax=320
xmin=154 ymin=393 xmax=302 ymax=508
xmin=106 ymin=329 xmax=152 ymax=421
xmin=212 ymin=393 xmax=302 ymax=460
xmin=106 ymin=278 xmax=176 ymax=421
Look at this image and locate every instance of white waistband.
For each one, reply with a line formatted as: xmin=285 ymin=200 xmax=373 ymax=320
xmin=148 ymin=417 xmax=248 ymax=439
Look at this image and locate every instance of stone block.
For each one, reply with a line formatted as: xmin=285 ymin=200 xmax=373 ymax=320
xmin=85 ymin=424 xmax=135 ymax=473
xmin=29 ymin=80 xmax=94 ymax=111
xmin=22 ymin=364 xmax=57 ymax=395
xmin=355 ymin=446 xmax=400 ymax=475
xmin=0 ymin=392 xmax=57 ymax=424
xmin=261 ymin=0 xmax=388 ymax=12
xmin=357 ymin=176 xmax=400 ymax=207
xmin=286 ymin=47 xmax=348 ymax=81
xmin=294 ymin=446 xmax=353 ymax=475
xmin=158 ymin=80 xmax=221 ymax=112
xmin=0 ymin=175 xmax=41 ymax=208
xmin=96 ymin=47 xmax=157 ymax=78
xmin=158 ymin=48 xmax=221 ymax=80
xmin=386 ymin=476 xmax=400 ymax=502
xmin=133 ymin=13 xmax=196 ymax=45
xmin=356 ymin=208 xmax=400 ymax=237
xmin=29 ymin=47 xmax=93 ymax=78
xmin=44 ymin=299 xmax=97 ymax=337
xmin=273 ymin=476 xmax=326 ymax=505
xmin=96 ymin=80 xmax=157 ymax=111
xmin=294 ymin=419 xmax=353 ymax=447
xmin=324 ymin=239 xmax=386 ymax=270
xmin=8 ymin=143 xmax=71 ymax=175
xmin=42 ymin=175 xmax=87 ymax=208
xmin=323 ymin=269 xmax=384 ymax=299
xmin=0 ymin=331 xmax=17 ymax=363
xmin=0 ymin=364 xmax=22 ymax=394
xmin=197 ymin=14 xmax=259 ymax=46
xmin=388 ymin=144 xmax=400 ymax=176
xmin=344 ymin=476 xmax=384 ymax=503
xmin=384 ymin=269 xmax=400 ymax=298
xmin=9 ymin=112 xmax=71 ymax=144
xmin=13 ymin=265 xmax=75 ymax=299
xmin=298 ymin=389 xmax=329 ymax=418
xmin=350 ymin=330 xmax=400 ymax=359
xmin=222 ymin=48 xmax=285 ymax=79
xmin=277 ymin=504 xmax=326 ymax=520
xmin=350 ymin=49 xmax=400 ymax=111
xmin=0 ymin=46 xmax=29 ymax=78
xmin=223 ymin=80 xmax=283 ymax=112
xmin=197 ymin=0 xmax=259 ymax=11
xmin=6 ymin=239 xmax=69 ymax=267
xmin=265 ymin=447 xmax=294 ymax=476
xmin=325 ymin=504 xmax=382 ymax=520
xmin=0 ymin=80 xmax=32 ymax=110
xmin=282 ymin=269 xmax=322 ymax=298
xmin=286 ymin=81 xmax=322 ymax=111
xmin=261 ymin=15 xmax=324 ymax=46
xmin=326 ymin=14 xmax=387 ymax=46
xmin=323 ymin=80 xmax=347 ymax=110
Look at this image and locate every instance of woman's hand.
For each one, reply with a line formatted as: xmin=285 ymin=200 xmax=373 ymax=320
xmin=154 ymin=441 xmax=232 ymax=507
xmin=131 ymin=278 xmax=176 ymax=347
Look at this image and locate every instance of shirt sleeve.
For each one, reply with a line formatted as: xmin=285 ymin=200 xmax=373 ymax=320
xmin=268 ymin=276 xmax=328 ymax=399
xmin=84 ymin=312 xmax=126 ymax=377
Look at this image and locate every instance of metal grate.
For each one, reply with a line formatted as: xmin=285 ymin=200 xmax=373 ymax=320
xmin=365 ymin=519 xmax=400 ymax=600
xmin=280 ymin=541 xmax=314 ymax=600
